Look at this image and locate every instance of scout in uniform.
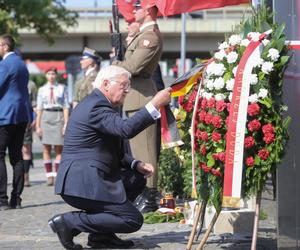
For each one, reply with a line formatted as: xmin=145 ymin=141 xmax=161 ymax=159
xmin=36 ymin=67 xmax=70 ymax=186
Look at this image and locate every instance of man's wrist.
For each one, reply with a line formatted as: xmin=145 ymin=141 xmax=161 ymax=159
xmin=131 ymin=160 xmax=144 ymax=170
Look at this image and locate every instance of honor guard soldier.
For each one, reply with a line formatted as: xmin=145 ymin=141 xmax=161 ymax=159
xmin=113 ymin=2 xmax=163 ymax=213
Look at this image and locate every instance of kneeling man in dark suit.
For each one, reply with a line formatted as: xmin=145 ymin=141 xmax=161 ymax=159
xmin=48 ymin=65 xmax=171 ymax=250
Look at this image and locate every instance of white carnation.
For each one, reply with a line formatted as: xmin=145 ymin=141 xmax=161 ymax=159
xmin=206 ymin=62 xmax=225 ymax=77
xmin=229 ymin=34 xmax=242 ymax=46
xmin=267 ymin=48 xmax=280 ymax=61
xmin=213 ymin=77 xmax=225 ymax=90
xmin=215 ymin=93 xmax=225 ymax=101
xmin=241 ymin=39 xmax=250 ymax=47
xmin=218 ymin=41 xmax=229 ymax=50
xmin=253 ymin=57 xmax=264 ymax=68
xmin=262 ymin=39 xmax=270 ymax=46
xmin=202 ymin=92 xmax=213 ymax=100
xmin=226 ymin=51 xmax=239 ymax=64
xmin=226 ymin=78 xmax=235 ymax=91
xmin=258 ymin=88 xmax=268 ymax=98
xmin=232 ymin=66 xmax=238 ymax=76
xmin=214 ymin=50 xmax=226 ymax=60
xmin=249 ymin=93 xmax=258 ymax=103
xmin=262 ymin=61 xmax=274 ymax=74
xmin=248 ymin=32 xmax=261 ymax=42
xmin=206 ymin=79 xmax=214 ymax=90
xmin=249 ymin=74 xmax=258 ymax=85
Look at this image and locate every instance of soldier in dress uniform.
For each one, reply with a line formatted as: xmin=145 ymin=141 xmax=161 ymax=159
xmin=73 ymin=47 xmax=101 ymax=108
xmin=113 ymin=2 xmax=163 ymax=213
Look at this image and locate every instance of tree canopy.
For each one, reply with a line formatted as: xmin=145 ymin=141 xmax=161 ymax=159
xmin=0 ymin=0 xmax=78 ymax=43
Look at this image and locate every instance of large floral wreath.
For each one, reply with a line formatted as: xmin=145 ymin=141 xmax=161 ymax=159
xmin=178 ymin=7 xmax=290 ymax=210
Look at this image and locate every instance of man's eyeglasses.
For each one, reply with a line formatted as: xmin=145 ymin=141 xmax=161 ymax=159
xmin=110 ymin=80 xmax=131 ymax=91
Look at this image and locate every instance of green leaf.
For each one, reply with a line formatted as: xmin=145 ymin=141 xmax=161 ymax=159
xmin=273 ymin=23 xmax=285 ymax=41
xmin=258 ymin=97 xmax=272 ymax=108
xmin=254 ymin=155 xmax=261 ymax=165
xmin=207 ymin=158 xmax=215 ymax=167
xmin=280 ymin=56 xmax=290 ymax=66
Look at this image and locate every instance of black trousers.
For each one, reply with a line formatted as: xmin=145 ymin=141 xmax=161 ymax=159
xmin=0 ymin=124 xmax=27 ymax=202
xmin=61 ymin=169 xmax=146 ymax=235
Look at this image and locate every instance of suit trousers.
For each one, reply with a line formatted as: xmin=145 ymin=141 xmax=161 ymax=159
xmin=126 ymin=110 xmax=157 ymax=188
xmin=61 ymin=168 xmax=146 ymax=235
xmin=0 ymin=124 xmax=27 ymax=202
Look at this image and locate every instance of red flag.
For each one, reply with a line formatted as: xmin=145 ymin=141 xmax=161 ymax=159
xmin=155 ymin=0 xmax=249 ymax=16
xmin=116 ymin=0 xmax=137 ymax=22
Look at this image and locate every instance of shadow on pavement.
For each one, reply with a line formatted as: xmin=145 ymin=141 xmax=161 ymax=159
xmin=21 ymin=200 xmax=65 ymax=209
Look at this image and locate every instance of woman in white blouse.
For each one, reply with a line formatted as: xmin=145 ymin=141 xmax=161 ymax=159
xmin=36 ymin=67 xmax=69 ymax=186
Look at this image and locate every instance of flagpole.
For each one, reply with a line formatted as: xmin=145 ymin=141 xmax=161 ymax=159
xmin=172 ymin=13 xmax=186 ymax=108
xmin=180 ymin=13 xmax=186 ymax=76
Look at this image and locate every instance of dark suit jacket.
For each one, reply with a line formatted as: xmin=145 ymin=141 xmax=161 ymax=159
xmin=0 ymin=53 xmax=30 ymax=125
xmin=55 ymin=89 xmax=155 ymax=203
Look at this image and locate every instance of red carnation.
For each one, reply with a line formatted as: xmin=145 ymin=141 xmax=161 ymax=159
xmin=246 ymin=156 xmax=255 ymax=167
xmin=263 ymin=133 xmax=275 ymax=144
xmin=200 ymin=163 xmax=210 ymax=173
xmin=189 ymin=90 xmax=197 ymax=103
xmin=227 ymin=103 xmax=231 ymax=112
xmin=212 ymin=131 xmax=222 ymax=142
xmin=200 ymin=145 xmax=207 ymax=155
xmin=207 ymin=98 xmax=215 ymax=108
xmin=247 ymin=103 xmax=260 ymax=116
xmin=205 ymin=113 xmax=213 ymax=124
xmin=200 ymin=131 xmax=209 ymax=141
xmin=195 ymin=129 xmax=201 ymax=139
xmin=258 ymin=149 xmax=270 ymax=160
xmin=201 ymin=98 xmax=207 ymax=109
xmin=262 ymin=123 xmax=275 ymax=134
xmin=247 ymin=119 xmax=261 ymax=132
xmin=218 ymin=152 xmax=226 ymax=162
xmin=198 ymin=110 xmax=206 ymax=121
xmin=185 ymin=101 xmax=193 ymax=112
xmin=211 ymin=168 xmax=222 ymax=177
xmin=212 ymin=153 xmax=219 ymax=160
xmin=244 ymin=136 xmax=255 ymax=149
xmin=212 ymin=115 xmax=222 ymax=128
xmin=216 ymin=100 xmax=227 ymax=112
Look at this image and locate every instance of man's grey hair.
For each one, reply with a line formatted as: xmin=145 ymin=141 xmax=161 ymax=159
xmin=93 ymin=65 xmax=131 ymax=88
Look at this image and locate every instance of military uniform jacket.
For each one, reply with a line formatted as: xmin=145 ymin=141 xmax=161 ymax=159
xmin=55 ymin=89 xmax=155 ymax=203
xmin=74 ymin=68 xmax=98 ymax=103
xmin=113 ymin=23 xmax=163 ymax=111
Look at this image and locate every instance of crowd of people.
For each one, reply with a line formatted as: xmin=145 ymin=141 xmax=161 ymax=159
xmin=0 ymin=2 xmax=170 ymax=250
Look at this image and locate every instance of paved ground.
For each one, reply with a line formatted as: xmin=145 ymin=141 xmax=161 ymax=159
xmin=0 ymin=136 xmax=277 ymax=249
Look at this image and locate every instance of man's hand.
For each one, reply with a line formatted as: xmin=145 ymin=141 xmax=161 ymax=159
xmin=151 ymin=87 xmax=172 ymax=109
xmin=136 ymin=162 xmax=154 ymax=178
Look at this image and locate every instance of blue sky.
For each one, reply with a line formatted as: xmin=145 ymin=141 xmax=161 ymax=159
xmin=65 ymin=0 xmax=112 ymax=8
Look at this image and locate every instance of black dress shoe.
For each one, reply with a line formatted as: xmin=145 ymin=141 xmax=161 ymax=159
xmin=0 ymin=200 xmax=10 ymax=211
xmin=87 ymin=233 xmax=134 ymax=249
xmin=48 ymin=215 xmax=83 ymax=250
xmin=135 ymin=188 xmax=159 ymax=213
xmin=10 ymin=197 xmax=22 ymax=209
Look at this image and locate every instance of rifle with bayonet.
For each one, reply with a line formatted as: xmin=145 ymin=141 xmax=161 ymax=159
xmin=110 ymin=0 xmax=123 ymax=61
